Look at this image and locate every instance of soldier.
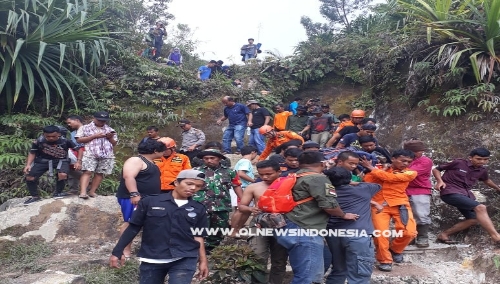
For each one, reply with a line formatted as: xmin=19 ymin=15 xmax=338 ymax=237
xmin=178 ymin=119 xmax=206 ymax=162
xmin=193 ymin=149 xmax=243 ymax=253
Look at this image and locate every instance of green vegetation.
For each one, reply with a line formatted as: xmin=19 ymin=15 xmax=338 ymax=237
xmin=202 ymin=243 xmax=266 ymax=284
xmin=71 ymin=260 xmax=140 ymax=284
xmin=0 ymin=239 xmax=53 ymax=273
xmin=0 ymin=0 xmax=499 ymax=203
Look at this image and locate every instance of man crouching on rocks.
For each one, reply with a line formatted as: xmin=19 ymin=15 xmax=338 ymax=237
xmin=109 ymin=169 xmax=209 ymax=284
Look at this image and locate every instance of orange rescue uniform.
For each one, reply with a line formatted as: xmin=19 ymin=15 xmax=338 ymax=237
xmin=154 ymin=153 xmax=191 ymax=190
xmin=333 ymin=120 xmax=354 ymax=134
xmin=364 ymin=167 xmax=418 ymax=264
xmin=259 ymin=131 xmax=304 ymax=161
xmin=273 ymin=111 xmax=293 ymax=131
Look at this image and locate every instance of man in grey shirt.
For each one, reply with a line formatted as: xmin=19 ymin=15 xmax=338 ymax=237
xmin=178 ymin=119 xmax=206 ymax=162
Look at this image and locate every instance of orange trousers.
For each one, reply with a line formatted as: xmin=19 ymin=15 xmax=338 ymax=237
xmin=371 ymin=204 xmax=417 ymax=264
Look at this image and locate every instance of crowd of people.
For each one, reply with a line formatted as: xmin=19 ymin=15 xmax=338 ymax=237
xmin=22 ymin=96 xmax=500 ymax=284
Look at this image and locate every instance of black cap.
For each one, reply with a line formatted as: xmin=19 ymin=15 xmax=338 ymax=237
xmin=321 ymin=104 xmax=330 ymax=108
xmin=248 ymin=38 xmax=254 ymax=41
xmin=209 ymin=60 xmax=217 ymax=64
xmin=303 ymin=142 xmax=320 ymax=149
xmin=217 ymin=60 xmax=224 ymax=65
xmin=94 ymin=111 xmax=110 ymax=121
xmin=178 ymin=119 xmax=191 ymax=126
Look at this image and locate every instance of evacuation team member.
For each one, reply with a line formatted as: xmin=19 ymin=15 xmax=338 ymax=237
xmin=109 ymin=169 xmax=209 ymax=284
xmin=361 ymin=149 xmax=417 ymax=272
xmin=65 ymin=115 xmax=85 ymax=193
xmin=258 ymin=125 xmax=304 ymax=161
xmin=155 ymin=137 xmax=191 ymax=191
xmin=193 ymin=149 xmax=243 ymax=252
xmin=232 ymin=160 xmax=288 ymax=284
xmin=115 ymin=140 xmax=166 ymax=259
xmin=76 ymin=111 xmax=118 ymax=199
xmin=275 ymin=151 xmax=359 ymax=284
xmin=324 ymin=167 xmax=381 ymax=284
xmin=23 ymin=125 xmax=84 ymax=205
xmin=433 ymin=147 xmax=500 ymax=244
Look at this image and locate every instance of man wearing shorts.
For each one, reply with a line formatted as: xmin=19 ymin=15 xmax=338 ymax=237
xmin=23 ymin=125 xmax=83 ymax=205
xmin=115 ymin=139 xmax=166 ymax=258
xmin=76 ymin=111 xmax=118 ymax=199
xmin=433 ymin=147 xmax=500 ymax=244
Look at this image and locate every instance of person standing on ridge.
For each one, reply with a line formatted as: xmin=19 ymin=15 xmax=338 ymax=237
xmin=241 ymin=38 xmax=258 ymax=62
xmin=216 ymin=96 xmax=250 ymax=154
xmin=76 ymin=111 xmax=117 ymax=199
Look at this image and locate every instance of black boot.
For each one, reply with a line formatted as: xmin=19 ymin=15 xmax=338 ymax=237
xmin=416 ymin=224 xmax=430 ymax=248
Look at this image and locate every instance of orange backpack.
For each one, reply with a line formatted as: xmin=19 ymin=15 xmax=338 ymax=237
xmin=257 ymin=172 xmax=316 ymax=213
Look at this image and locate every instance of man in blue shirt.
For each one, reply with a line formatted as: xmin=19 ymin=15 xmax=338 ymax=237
xmin=337 ymin=124 xmax=377 ymax=149
xmin=198 ymin=60 xmax=216 ymax=81
xmin=289 ymin=97 xmax=302 ymax=115
xmin=323 ymin=167 xmax=381 ymax=284
xmin=216 ymin=96 xmax=251 ymax=154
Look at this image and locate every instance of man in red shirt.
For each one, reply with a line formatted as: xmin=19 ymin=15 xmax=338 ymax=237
xmin=433 ymin=148 xmax=500 ymax=244
xmin=403 ymin=140 xmax=433 ymax=248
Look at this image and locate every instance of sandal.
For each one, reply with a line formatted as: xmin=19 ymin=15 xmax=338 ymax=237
xmin=88 ymin=193 xmax=98 ymax=198
xmin=79 ymin=195 xmax=89 ymax=199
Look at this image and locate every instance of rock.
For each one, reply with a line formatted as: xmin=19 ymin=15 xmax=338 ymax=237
xmin=2 ymin=270 xmax=85 ymax=284
xmin=0 ymin=196 xmax=121 ymax=243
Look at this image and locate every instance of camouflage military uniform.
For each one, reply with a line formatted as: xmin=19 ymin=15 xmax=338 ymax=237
xmin=193 ymin=164 xmax=241 ymax=251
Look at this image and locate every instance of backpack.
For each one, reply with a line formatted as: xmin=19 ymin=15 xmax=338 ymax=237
xmin=257 ymin=172 xmax=316 ymax=213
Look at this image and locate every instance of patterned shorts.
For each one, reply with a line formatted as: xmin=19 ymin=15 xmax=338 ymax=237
xmin=81 ymin=156 xmax=115 ymax=175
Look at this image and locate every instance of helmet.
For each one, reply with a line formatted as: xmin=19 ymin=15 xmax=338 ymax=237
xmin=259 ymin=125 xmax=274 ymax=135
xmin=158 ymin=137 xmax=176 ymax=148
xmin=351 ymin=109 xmax=366 ymax=118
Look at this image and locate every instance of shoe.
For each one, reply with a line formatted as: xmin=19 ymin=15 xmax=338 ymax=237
xmin=79 ymin=194 xmax=89 ymax=199
xmin=88 ymin=193 xmax=98 ymax=198
xmin=390 ymin=249 xmax=403 ymax=263
xmin=52 ymin=192 xmax=69 ymax=199
xmin=377 ymin=263 xmax=392 ymax=272
xmin=23 ymin=197 xmax=41 ymax=205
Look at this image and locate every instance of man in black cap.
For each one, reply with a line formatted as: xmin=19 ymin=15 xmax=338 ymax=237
xmin=321 ymin=104 xmax=340 ymax=125
xmin=192 ymin=149 xmax=243 ymax=252
xmin=286 ymin=106 xmax=309 ymax=138
xmin=75 ymin=111 xmax=118 ymax=199
xmin=178 ymin=119 xmax=206 ymax=162
xmin=299 ymin=106 xmax=336 ymax=148
xmin=110 ymin=169 xmax=209 ymax=283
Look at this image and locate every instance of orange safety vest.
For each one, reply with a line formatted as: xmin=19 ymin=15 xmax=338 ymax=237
xmin=154 ymin=153 xmax=192 ymax=190
xmin=259 ymin=131 xmax=304 ymax=161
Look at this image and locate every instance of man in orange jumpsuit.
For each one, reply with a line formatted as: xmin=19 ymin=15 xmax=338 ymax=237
xmin=258 ymin=125 xmax=304 ymax=161
xmin=154 ymin=137 xmax=191 ymax=191
xmin=361 ymin=149 xmax=417 ymax=272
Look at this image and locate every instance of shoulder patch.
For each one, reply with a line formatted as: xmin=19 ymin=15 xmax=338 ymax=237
xmin=325 ymin=183 xmax=337 ymax=197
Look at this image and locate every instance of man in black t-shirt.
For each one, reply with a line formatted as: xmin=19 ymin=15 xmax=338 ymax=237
xmin=247 ymin=100 xmax=271 ymax=154
xmin=23 ymin=125 xmax=83 ymax=205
